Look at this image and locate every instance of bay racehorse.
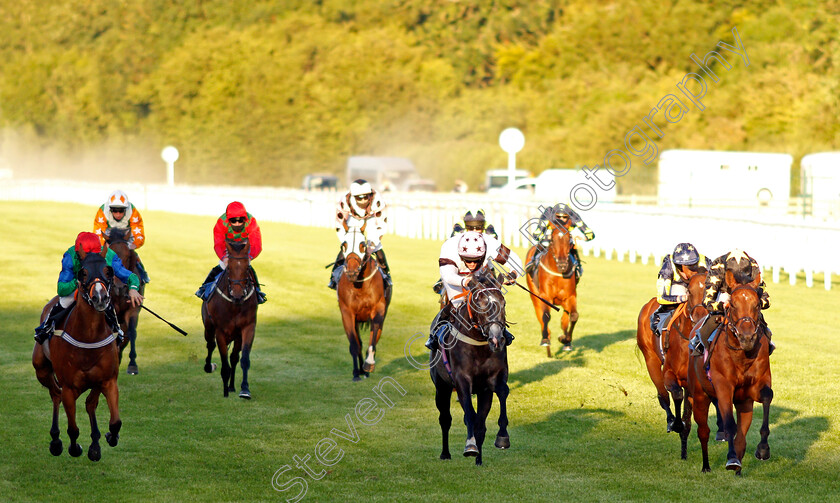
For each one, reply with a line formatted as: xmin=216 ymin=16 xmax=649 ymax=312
xmin=336 ymin=229 xmax=392 ymax=381
xmin=105 ymin=227 xmax=145 ymax=375
xmin=661 ymin=271 xmax=724 ymax=459
xmin=687 ymin=276 xmax=773 ymax=475
xmin=202 ymin=238 xmax=259 ymax=398
xmin=525 ymin=220 xmax=578 ymax=355
xmin=32 ymin=250 xmax=122 ymax=461
xmin=430 ymin=271 xmax=510 ymax=466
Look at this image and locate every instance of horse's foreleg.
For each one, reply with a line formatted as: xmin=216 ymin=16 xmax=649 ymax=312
xmin=239 ymin=324 xmax=256 ymax=399
xmin=127 ymin=313 xmax=139 ymax=372
xmin=494 ymin=381 xmax=510 ymax=450
xmin=102 ymin=378 xmax=121 ymax=448
xmin=691 ymin=392 xmax=712 ymax=472
xmin=711 ymin=398 xmax=726 ymax=441
xmin=715 ymin=386 xmax=740 ymax=474
xmin=433 ymin=376 xmax=453 ymax=460
xmin=733 ymin=400 xmax=754 ymax=467
xmin=679 ymin=389 xmax=693 ymax=460
xmin=340 ymin=309 xmax=362 ymax=381
xmin=49 ymin=384 xmax=63 ymax=456
xmin=474 ymin=389 xmax=494 ymax=466
xmin=217 ymin=335 xmax=232 ymax=397
xmin=755 ymin=386 xmax=773 ymax=461
xmin=60 ymin=387 xmax=82 ymax=457
xmin=85 ymin=389 xmax=102 ymax=461
xmin=202 ymin=307 xmax=217 ymax=374
xmin=663 ymin=367 xmax=684 ymax=435
xmin=364 ymin=313 xmax=385 ymax=373
xmin=229 ymin=337 xmax=242 ymax=394
xmin=454 ymin=379 xmax=478 ymax=458
xmin=559 ymin=296 xmax=578 ymax=349
xmin=530 ymin=287 xmax=551 ymax=351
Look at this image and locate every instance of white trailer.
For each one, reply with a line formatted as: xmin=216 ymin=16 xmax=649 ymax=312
xmin=800 ymin=152 xmax=840 ymax=219
xmin=657 ymin=149 xmax=792 ymax=211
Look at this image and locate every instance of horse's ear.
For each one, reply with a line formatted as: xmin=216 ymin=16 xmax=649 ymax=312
xmin=104 ymin=265 xmax=114 ymax=282
xmin=359 ymin=242 xmax=365 ymax=254
xmin=724 ymin=269 xmax=737 ymax=290
xmin=100 ymin=243 xmax=109 ymax=258
xmin=341 ymin=242 xmax=347 ymax=253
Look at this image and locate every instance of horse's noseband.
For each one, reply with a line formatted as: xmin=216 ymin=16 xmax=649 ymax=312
xmin=80 ymin=278 xmax=111 ymax=308
xmin=461 ymin=287 xmax=506 ymax=340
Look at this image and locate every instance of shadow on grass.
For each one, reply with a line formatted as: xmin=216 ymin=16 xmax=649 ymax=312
xmin=507 ymin=357 xmax=585 ymax=390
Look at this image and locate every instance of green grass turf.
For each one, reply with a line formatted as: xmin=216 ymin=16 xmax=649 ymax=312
xmin=1 ymin=201 xmax=839 ymax=502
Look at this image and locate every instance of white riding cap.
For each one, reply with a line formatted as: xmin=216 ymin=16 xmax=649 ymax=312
xmin=349 ymin=179 xmax=373 ymax=197
xmin=107 ymin=189 xmax=130 ymax=209
xmin=458 ymin=231 xmax=486 ymax=259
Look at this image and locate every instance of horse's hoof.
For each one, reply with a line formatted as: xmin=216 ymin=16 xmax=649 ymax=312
xmin=440 ymin=452 xmax=451 ymax=460
xmin=362 ymin=363 xmax=375 ymax=373
xmin=540 ymin=338 xmax=550 ymax=347
xmin=725 ymin=458 xmax=741 ymax=471
xmin=755 ymin=444 xmax=770 ymax=460
xmin=88 ymin=444 xmax=101 ymax=462
xmin=463 ymin=442 xmax=479 ymax=457
xmin=105 ymin=432 xmax=119 ymax=447
xmin=228 ymin=385 xmax=236 ymax=392
xmin=68 ymin=444 xmax=82 ymax=457
xmin=239 ymin=390 xmax=251 ymax=400
xmin=49 ymin=439 xmax=63 ymax=456
xmin=126 ymin=363 xmax=138 ymax=375
xmin=223 ymin=389 xmax=229 ymax=397
xmin=204 ymin=362 xmax=216 ymax=373
xmin=494 ymin=435 xmax=510 ymax=449
xmin=716 ymin=431 xmax=726 ymax=442
xmin=352 ymin=375 xmax=362 ymax=382
xmin=562 ymin=344 xmax=573 ymax=351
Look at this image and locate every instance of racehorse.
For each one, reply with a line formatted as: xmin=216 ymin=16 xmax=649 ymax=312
xmin=105 ymin=227 xmax=145 ymax=374
xmin=637 ymin=271 xmax=724 ymax=455
xmin=430 ymin=271 xmax=510 ymax=466
xmin=202 ymin=238 xmax=259 ymax=398
xmin=32 ymin=251 xmax=122 ymax=461
xmin=687 ymin=277 xmax=773 ymax=475
xmin=525 ymin=220 xmax=578 ymax=355
xmin=336 ymin=229 xmax=392 ymax=381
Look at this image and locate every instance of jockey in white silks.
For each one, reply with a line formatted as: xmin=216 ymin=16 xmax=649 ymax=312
xmin=426 ymin=231 xmax=524 ymax=350
xmin=328 ymin=179 xmax=391 ymax=289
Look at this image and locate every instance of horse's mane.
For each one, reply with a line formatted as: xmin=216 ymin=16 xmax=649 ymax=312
xmin=107 ymin=227 xmax=130 ymax=243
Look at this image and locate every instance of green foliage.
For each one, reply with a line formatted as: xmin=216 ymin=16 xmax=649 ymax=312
xmin=1 ymin=1 xmax=838 ymax=192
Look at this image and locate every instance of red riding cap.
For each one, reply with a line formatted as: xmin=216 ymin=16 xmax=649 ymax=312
xmin=75 ymin=232 xmax=102 ymax=254
xmin=226 ymin=201 xmax=247 ymax=219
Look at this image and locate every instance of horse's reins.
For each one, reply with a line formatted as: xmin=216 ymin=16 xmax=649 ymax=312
xmin=215 ymin=257 xmax=255 ymax=304
xmin=344 ymin=250 xmax=379 ymax=284
xmin=59 ymin=277 xmax=119 ymax=349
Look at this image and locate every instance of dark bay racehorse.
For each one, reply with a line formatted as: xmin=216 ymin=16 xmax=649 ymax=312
xmin=202 ymin=239 xmax=259 ymax=398
xmin=687 ymin=276 xmax=773 ymax=475
xmin=336 ymin=230 xmax=392 ymax=381
xmin=105 ymin=227 xmax=145 ymax=374
xmin=430 ymin=272 xmax=510 ymax=466
xmin=32 ymin=251 xmax=122 ymax=461
xmin=525 ymin=220 xmax=578 ymax=355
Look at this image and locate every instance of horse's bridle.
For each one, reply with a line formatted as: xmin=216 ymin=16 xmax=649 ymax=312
xmin=724 ymin=284 xmax=762 ymax=348
xmin=455 ymin=286 xmax=507 ymax=341
xmin=541 ymin=223 xmax=573 ymax=277
xmin=344 ymin=250 xmax=375 ymax=282
xmin=218 ymin=259 xmax=254 ymax=304
xmin=78 ymin=277 xmax=112 ymax=310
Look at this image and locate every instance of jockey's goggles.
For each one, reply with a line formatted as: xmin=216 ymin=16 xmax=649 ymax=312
xmin=354 ymin=194 xmax=371 ymax=201
xmin=465 ymin=224 xmax=484 ymax=231
xmin=462 ymin=257 xmax=483 ymax=265
xmin=110 ymin=207 xmax=126 ymax=213
xmin=229 ymin=217 xmax=246 ymax=224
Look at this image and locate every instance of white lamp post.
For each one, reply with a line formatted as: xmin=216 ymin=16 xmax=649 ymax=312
xmin=498 ymin=128 xmax=525 ymax=186
xmin=161 ymin=146 xmax=179 ymax=186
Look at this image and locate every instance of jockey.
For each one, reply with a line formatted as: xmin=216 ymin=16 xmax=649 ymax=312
xmin=33 ymin=232 xmax=143 ymax=344
xmin=650 ymin=243 xmax=710 ymax=338
xmin=328 ymin=179 xmax=391 ymax=290
xmin=94 ymin=190 xmax=150 ymax=283
xmin=425 ymin=231 xmax=523 ymax=350
xmin=527 ymin=203 xmax=595 ymax=282
xmin=195 ymin=201 xmax=266 ymax=304
xmin=690 ymin=249 xmax=774 ymax=356
xmin=432 ymin=209 xmax=498 ymax=294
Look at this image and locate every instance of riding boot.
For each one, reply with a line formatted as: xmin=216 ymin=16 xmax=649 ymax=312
xmin=504 ymin=329 xmax=515 ymax=346
xmin=249 ymin=265 xmax=267 ymax=304
xmin=328 ymin=250 xmax=345 ymax=290
xmin=432 ymin=278 xmax=444 ymax=294
xmin=525 ymin=253 xmax=537 ymax=277
xmin=104 ymin=304 xmax=125 ymax=344
xmin=136 ymin=254 xmax=151 ymax=283
xmin=34 ymin=303 xmax=65 ymax=344
xmin=691 ymin=313 xmax=720 ymax=357
xmin=571 ymin=246 xmax=583 ymax=282
xmin=196 ymin=265 xmax=224 ymax=299
xmin=426 ymin=306 xmax=451 ymax=350
xmin=374 ymin=249 xmax=392 ymax=287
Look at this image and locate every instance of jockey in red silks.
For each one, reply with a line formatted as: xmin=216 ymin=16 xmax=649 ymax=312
xmin=195 ymin=201 xmax=266 ymax=303
xmin=33 ymin=232 xmax=143 ymax=344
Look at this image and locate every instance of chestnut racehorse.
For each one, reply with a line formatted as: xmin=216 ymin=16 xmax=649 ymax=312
xmin=32 ymin=250 xmax=122 ymax=461
xmin=202 ymin=239 xmax=259 ymax=398
xmin=105 ymin=227 xmax=145 ymax=374
xmin=430 ymin=271 xmax=510 ymax=466
xmin=525 ymin=221 xmax=578 ymax=355
xmin=336 ymin=230 xmax=391 ymax=381
xmin=687 ymin=277 xmax=773 ymax=475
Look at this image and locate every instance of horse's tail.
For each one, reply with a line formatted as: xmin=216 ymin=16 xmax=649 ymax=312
xmin=356 ymin=320 xmax=370 ymax=335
